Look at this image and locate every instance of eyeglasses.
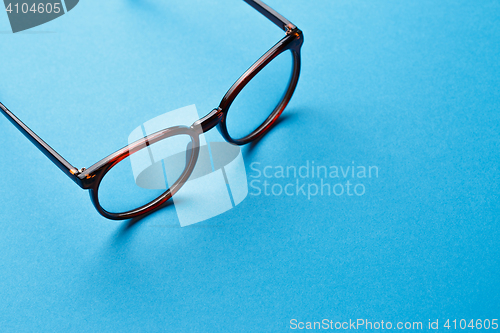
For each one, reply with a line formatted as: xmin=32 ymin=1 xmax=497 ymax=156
xmin=0 ymin=0 xmax=303 ymax=220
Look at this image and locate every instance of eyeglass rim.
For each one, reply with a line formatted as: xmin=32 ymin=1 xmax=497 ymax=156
xmin=218 ymin=31 xmax=303 ymax=145
xmin=88 ymin=126 xmax=200 ymax=220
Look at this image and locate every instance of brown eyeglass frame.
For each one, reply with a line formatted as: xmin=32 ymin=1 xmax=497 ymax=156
xmin=0 ymin=0 xmax=304 ymax=220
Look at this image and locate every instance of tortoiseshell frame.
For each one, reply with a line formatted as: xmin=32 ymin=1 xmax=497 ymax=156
xmin=0 ymin=0 xmax=303 ymax=220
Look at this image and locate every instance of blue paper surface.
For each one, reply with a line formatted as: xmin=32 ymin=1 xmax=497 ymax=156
xmin=0 ymin=0 xmax=499 ymax=331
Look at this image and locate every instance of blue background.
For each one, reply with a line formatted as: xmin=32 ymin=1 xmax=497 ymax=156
xmin=0 ymin=0 xmax=499 ymax=331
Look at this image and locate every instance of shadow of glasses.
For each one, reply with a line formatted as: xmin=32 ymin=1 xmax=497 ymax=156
xmin=242 ymin=110 xmax=299 ymax=159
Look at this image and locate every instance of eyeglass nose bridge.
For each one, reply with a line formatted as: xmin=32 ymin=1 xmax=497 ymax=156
xmin=191 ymin=108 xmax=224 ymax=134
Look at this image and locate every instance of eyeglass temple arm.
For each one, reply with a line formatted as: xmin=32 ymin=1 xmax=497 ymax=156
xmin=0 ymin=102 xmax=82 ymax=185
xmin=243 ymin=0 xmax=297 ymax=31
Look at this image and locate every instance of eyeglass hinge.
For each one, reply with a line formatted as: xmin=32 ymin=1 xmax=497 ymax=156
xmin=285 ymin=24 xmax=297 ymax=35
xmin=70 ymin=167 xmax=86 ymax=176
